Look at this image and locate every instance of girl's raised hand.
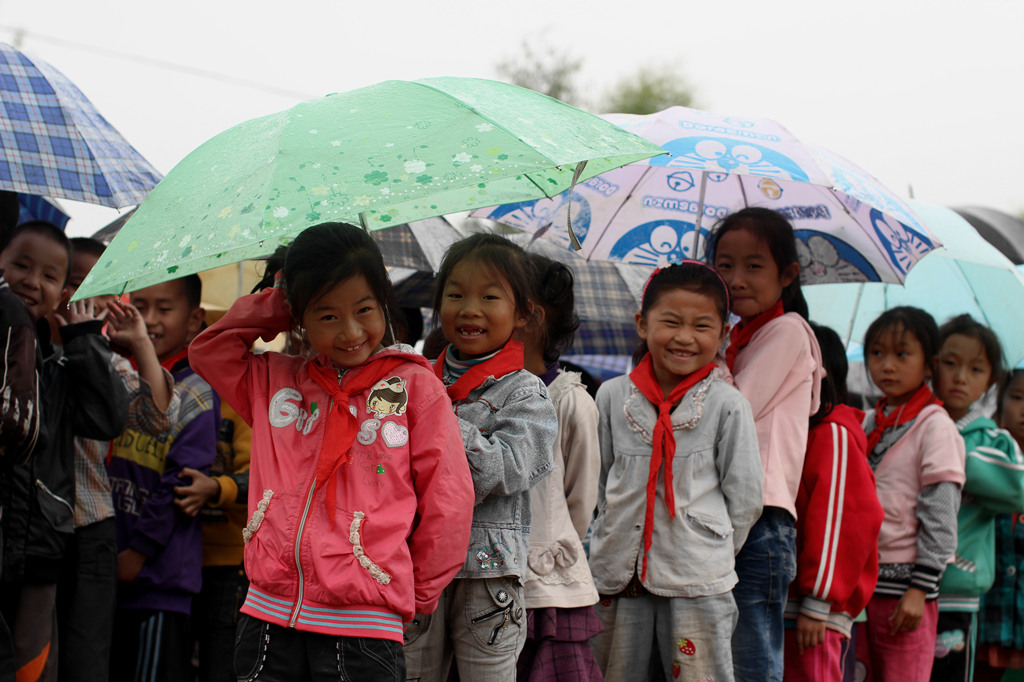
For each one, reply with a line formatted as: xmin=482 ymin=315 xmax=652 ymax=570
xmin=55 ymin=298 xmax=109 ymax=327
xmin=106 ymin=299 xmax=149 ymax=352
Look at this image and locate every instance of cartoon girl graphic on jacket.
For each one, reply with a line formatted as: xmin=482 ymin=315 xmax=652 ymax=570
xmin=367 ymin=376 xmax=408 ymax=418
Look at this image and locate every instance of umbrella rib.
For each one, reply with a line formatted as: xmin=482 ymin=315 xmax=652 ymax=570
xmin=581 ymin=166 xmax=656 ymax=258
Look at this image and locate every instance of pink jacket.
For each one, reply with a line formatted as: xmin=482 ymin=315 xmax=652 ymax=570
xmin=730 ymin=313 xmax=823 ymax=518
xmin=865 ymin=404 xmax=966 ymax=565
xmin=190 ymin=289 xmax=474 ymax=642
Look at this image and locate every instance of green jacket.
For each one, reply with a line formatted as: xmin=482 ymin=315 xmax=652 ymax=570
xmin=939 ymin=411 xmax=1024 ymax=611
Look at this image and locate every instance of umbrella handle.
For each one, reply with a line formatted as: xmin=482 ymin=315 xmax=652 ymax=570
xmin=692 ymin=171 xmax=708 ymax=259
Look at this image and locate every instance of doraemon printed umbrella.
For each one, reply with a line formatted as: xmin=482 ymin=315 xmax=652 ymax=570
xmin=472 ymin=106 xmax=939 ymax=285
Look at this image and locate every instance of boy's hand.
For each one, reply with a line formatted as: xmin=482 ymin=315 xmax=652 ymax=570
xmin=117 ymin=548 xmax=146 ymax=583
xmin=55 ymin=299 xmax=109 ymax=327
xmin=890 ymin=587 xmax=926 ymax=634
xmin=174 ymin=467 xmax=221 ymax=517
xmin=795 ymin=614 xmax=827 ymax=654
xmin=106 ymin=299 xmax=150 ymax=352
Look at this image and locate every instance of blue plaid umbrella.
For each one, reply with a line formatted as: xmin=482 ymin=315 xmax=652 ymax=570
xmin=0 ymin=42 xmax=161 ymax=207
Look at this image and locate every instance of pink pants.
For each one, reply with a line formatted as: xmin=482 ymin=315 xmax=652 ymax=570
xmin=783 ymin=627 xmax=847 ymax=681
xmin=856 ymin=596 xmax=939 ymax=682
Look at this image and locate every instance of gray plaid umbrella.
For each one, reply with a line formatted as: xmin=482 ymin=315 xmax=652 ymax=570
xmin=0 ymin=43 xmax=161 ymax=207
xmin=384 ymin=218 xmax=647 ymax=357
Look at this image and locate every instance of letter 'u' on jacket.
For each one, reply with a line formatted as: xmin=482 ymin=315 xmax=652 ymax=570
xmin=190 ymin=288 xmax=475 ymax=643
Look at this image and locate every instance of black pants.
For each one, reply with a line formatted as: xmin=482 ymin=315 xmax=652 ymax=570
xmin=192 ymin=565 xmax=248 ymax=682
xmin=931 ymin=610 xmax=975 ymax=682
xmin=234 ymin=615 xmax=405 ymax=681
xmin=56 ymin=517 xmax=117 ymax=682
xmin=110 ymin=610 xmax=191 ymax=682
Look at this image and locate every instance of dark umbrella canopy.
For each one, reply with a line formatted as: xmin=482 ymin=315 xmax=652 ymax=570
xmin=953 ymin=206 xmax=1024 ymax=264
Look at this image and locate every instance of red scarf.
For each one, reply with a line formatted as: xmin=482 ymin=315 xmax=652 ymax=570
xmin=725 ymin=299 xmax=785 ymax=370
xmin=129 ymin=347 xmax=190 ymax=373
xmin=629 ymin=354 xmax=716 ymax=581
xmin=433 ymin=341 xmax=525 ymax=401
xmin=865 ymin=383 xmax=943 ymax=454
xmin=307 ymin=354 xmax=409 ymax=528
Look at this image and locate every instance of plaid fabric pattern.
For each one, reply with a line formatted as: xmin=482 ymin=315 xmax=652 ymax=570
xmin=0 ymin=43 xmax=161 ymax=207
xmin=516 ymin=606 xmax=604 ymax=681
xmin=74 ymin=353 xmax=179 ymax=527
xmin=979 ymin=513 xmax=1024 ymax=649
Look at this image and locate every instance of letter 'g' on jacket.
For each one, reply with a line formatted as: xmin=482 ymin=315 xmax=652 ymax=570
xmin=784 ymin=404 xmax=885 ymax=638
xmin=189 ymin=288 xmax=475 ymax=642
xmin=590 ymin=370 xmax=763 ymax=597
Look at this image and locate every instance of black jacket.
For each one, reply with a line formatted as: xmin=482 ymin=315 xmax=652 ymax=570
xmin=1 ymin=319 xmax=128 ymax=584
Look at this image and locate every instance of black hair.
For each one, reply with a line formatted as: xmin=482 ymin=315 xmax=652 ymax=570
xmin=809 ymin=322 xmax=850 ymax=428
xmin=251 ymin=245 xmax=289 ymax=294
xmin=864 ymin=306 xmax=939 ymax=375
xmin=431 ymin=233 xmax=537 ymax=330
xmin=938 ymin=314 xmax=1005 ymax=388
xmin=998 ymin=369 xmax=1024 ymax=423
xmin=526 ymin=253 xmax=580 ymax=363
xmin=707 ymin=207 xmax=809 ymax=319
xmin=632 ymin=261 xmax=730 ymax=366
xmin=1 ymin=220 xmax=71 ymax=282
xmin=283 ymin=222 xmax=399 ymax=345
xmin=69 ymin=236 xmax=107 ymax=260
xmin=179 ymin=274 xmax=203 ymax=310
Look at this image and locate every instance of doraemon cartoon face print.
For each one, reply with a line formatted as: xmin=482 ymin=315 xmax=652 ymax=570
xmin=366 ymin=376 xmax=409 ymax=419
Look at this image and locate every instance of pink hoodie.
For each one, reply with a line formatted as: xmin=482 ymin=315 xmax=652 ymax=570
xmin=730 ymin=312 xmax=824 ymax=518
xmin=190 ymin=288 xmax=474 ymax=642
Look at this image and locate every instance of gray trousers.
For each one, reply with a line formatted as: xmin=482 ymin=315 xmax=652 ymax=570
xmin=404 ymin=577 xmax=527 ymax=682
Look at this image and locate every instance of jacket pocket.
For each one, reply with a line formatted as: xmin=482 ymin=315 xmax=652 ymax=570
xmin=348 ymin=511 xmax=392 ymax=586
xmin=242 ymin=490 xmax=273 ymax=543
xmin=34 ymin=479 xmax=74 ymax=534
xmin=685 ymin=510 xmax=733 ymax=540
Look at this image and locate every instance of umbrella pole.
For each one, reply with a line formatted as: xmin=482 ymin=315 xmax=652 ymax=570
xmin=844 ymin=283 xmax=864 ymax=349
xmin=359 ymin=212 xmax=372 ymax=234
xmin=692 ymin=171 xmax=708 ymax=259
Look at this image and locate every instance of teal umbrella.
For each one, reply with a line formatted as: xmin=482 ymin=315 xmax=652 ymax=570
xmin=806 ymin=200 xmax=1024 ymax=368
xmin=75 ymin=77 xmax=664 ymax=299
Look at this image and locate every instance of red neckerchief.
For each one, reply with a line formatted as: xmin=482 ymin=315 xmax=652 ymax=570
xmin=865 ymin=383 xmax=943 ymax=454
xmin=725 ymin=299 xmax=785 ymax=371
xmin=629 ymin=354 xmax=716 ymax=581
xmin=307 ymin=353 xmax=409 ymax=528
xmin=432 ymin=340 xmax=525 ymax=402
xmin=129 ymin=346 xmax=190 ymax=373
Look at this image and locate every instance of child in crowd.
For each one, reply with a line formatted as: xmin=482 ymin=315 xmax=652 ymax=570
xmin=858 ymin=306 xmax=965 ymax=681
xmin=190 ymin=223 xmax=474 ymax=681
xmin=588 ymin=261 xmax=763 ymax=682
xmin=0 ymin=222 xmax=128 ymax=682
xmin=931 ymin=316 xmax=1024 ymax=682
xmin=783 ymin=323 xmax=885 ymax=681
xmin=106 ymin=274 xmax=219 ymax=682
xmin=709 ymin=207 xmax=823 ymax=682
xmin=516 ymin=253 xmax=603 ymax=681
xmin=976 ymin=369 xmax=1024 ymax=681
xmin=403 ymin=233 xmax=557 ymax=681
xmin=55 ymin=238 xmax=180 ymax=682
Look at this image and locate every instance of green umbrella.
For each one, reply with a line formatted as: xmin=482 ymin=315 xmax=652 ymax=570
xmin=75 ymin=77 xmax=664 ymax=299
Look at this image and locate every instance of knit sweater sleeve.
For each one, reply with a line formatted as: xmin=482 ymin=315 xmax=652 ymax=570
xmin=912 ymin=481 xmax=962 ymax=593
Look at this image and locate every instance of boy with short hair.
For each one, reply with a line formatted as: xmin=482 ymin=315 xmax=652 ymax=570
xmin=106 ymin=275 xmax=220 ymax=682
xmin=55 ymin=238 xmax=182 ymax=682
xmin=0 ymin=221 xmax=129 ymax=682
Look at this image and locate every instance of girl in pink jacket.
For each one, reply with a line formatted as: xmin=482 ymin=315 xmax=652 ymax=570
xmin=710 ymin=207 xmax=824 ymax=682
xmin=190 ymin=223 xmax=475 ymax=682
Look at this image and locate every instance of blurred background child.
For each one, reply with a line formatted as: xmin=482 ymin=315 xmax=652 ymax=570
xmin=516 ymin=253 xmax=603 ymax=681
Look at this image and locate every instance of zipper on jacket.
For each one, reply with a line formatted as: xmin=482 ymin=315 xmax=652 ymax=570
xmin=290 ymin=471 xmax=318 ymax=628
xmin=35 ymin=479 xmax=74 ymax=516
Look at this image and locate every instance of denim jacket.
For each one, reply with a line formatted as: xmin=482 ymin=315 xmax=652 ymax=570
xmin=451 ymin=368 xmax=557 ymax=581
xmin=590 ymin=370 xmax=763 ymax=597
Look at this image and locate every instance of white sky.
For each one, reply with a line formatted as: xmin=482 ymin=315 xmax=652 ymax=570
xmin=3 ymin=0 xmax=1022 ymax=237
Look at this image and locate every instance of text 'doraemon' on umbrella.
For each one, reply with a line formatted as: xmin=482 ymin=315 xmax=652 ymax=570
xmin=0 ymin=42 xmax=162 ymax=207
xmin=472 ymin=106 xmax=939 ymax=285
xmin=805 ymin=200 xmax=1024 ymax=368
xmin=73 ymin=77 xmax=665 ymax=300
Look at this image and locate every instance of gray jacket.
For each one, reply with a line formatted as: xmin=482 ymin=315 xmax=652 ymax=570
xmin=452 ymin=368 xmax=556 ymax=581
xmin=590 ymin=370 xmax=763 ymax=597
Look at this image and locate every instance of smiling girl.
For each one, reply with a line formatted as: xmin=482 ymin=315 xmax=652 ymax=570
xmin=588 ymin=261 xmax=763 ymax=682
xmin=190 ymin=222 xmax=474 ymax=681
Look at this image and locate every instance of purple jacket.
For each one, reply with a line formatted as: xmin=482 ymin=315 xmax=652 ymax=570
xmin=107 ymin=356 xmax=219 ymax=614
